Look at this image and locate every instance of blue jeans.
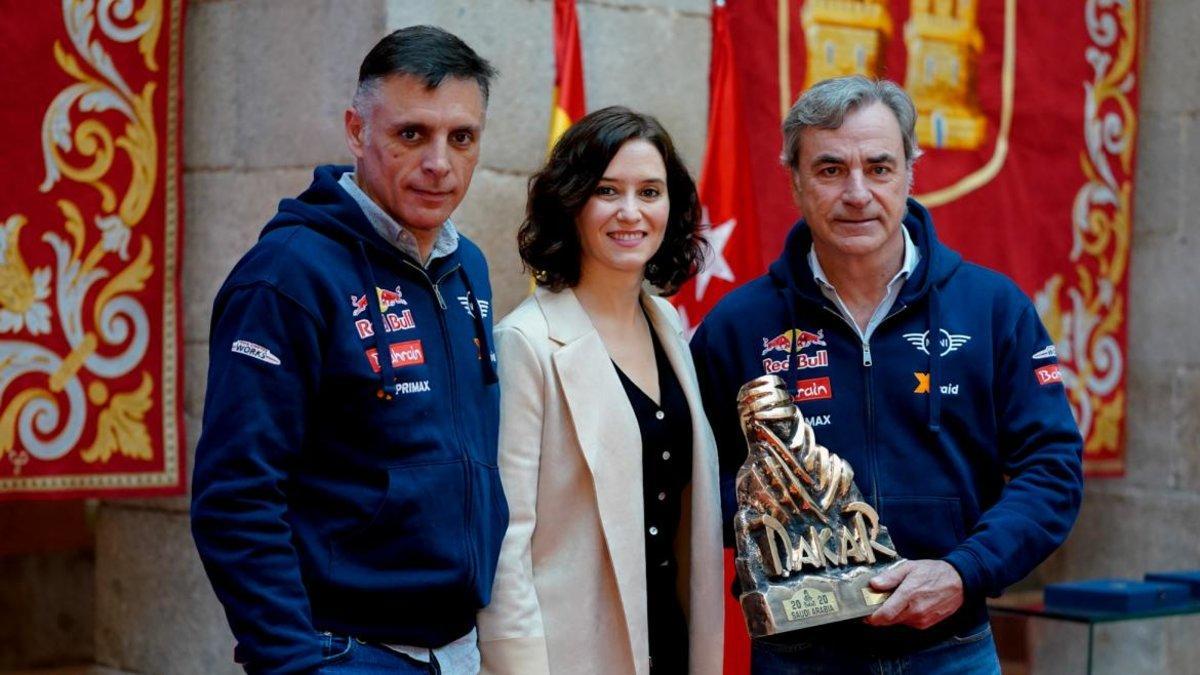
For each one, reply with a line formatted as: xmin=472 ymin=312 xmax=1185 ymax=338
xmin=751 ymin=623 xmax=1001 ymax=675
xmin=315 ymin=634 xmax=440 ymax=674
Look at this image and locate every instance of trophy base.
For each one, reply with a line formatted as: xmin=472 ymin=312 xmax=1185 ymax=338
xmin=739 ymin=559 xmax=906 ymax=637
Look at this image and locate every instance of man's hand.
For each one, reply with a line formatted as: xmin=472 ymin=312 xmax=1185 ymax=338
xmin=864 ymin=559 xmax=964 ymax=629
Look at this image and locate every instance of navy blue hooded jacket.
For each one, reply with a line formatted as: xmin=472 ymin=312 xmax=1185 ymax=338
xmin=690 ymin=199 xmax=1083 ymax=648
xmin=191 ymin=165 xmax=507 ymax=674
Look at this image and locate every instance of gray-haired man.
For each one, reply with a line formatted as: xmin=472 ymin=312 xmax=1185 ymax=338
xmin=690 ymin=76 xmax=1083 ymax=673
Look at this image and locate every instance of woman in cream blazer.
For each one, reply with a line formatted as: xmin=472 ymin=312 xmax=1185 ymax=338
xmin=477 ymin=108 xmax=724 ymax=675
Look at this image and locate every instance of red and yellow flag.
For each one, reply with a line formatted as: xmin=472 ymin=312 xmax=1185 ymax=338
xmin=548 ymin=0 xmax=586 ymax=151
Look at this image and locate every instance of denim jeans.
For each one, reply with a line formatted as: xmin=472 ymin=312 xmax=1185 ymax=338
xmin=751 ymin=623 xmax=1001 ymax=675
xmin=315 ymin=634 xmax=441 ymax=674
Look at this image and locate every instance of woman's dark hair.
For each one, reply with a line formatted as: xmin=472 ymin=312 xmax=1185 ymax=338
xmin=519 ymin=106 xmax=705 ymax=295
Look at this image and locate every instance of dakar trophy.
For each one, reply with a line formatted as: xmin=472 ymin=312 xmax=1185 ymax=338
xmin=733 ymin=375 xmax=905 ymax=637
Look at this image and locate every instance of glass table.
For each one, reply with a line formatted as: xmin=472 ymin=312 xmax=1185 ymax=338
xmin=988 ymin=590 xmax=1200 ymax=674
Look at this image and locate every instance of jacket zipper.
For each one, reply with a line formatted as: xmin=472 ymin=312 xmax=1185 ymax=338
xmin=403 ymin=259 xmax=478 ymax=583
xmin=819 ymin=301 xmax=910 ymax=512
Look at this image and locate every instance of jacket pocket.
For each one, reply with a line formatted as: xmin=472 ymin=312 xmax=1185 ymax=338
xmin=878 ymin=496 xmax=965 ymax=560
xmin=329 ymin=459 xmax=471 ymax=589
xmin=470 ymin=460 xmax=509 ymax=602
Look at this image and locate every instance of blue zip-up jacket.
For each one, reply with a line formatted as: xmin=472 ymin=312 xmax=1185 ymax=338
xmin=191 ymin=165 xmax=507 ymax=674
xmin=690 ymin=199 xmax=1083 ymax=648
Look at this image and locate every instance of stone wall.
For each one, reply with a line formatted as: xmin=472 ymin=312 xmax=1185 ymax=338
xmin=2 ymin=0 xmax=1197 ymax=673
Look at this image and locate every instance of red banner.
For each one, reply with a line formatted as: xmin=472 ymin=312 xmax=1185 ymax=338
xmin=713 ymin=0 xmax=1140 ymax=476
xmin=0 ymin=0 xmax=186 ymax=498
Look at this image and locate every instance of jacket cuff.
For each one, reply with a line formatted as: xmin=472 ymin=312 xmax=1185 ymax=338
xmin=943 ymin=546 xmax=990 ymax=600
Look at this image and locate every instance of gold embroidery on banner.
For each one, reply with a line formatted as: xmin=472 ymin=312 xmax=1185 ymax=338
xmin=81 ymin=372 xmax=153 ymax=463
xmin=0 ymin=215 xmax=53 ymax=336
xmin=777 ymin=0 xmax=1012 ymax=204
xmin=1035 ymin=0 xmax=1137 ymax=466
xmin=904 ymin=0 xmax=987 ymax=150
xmin=1 ymin=1 xmax=164 ymax=481
xmin=799 ymin=0 xmax=893 ymax=87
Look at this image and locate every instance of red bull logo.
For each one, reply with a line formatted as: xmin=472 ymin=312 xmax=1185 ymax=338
xmin=351 ymin=286 xmax=407 ymax=316
xmin=376 ymin=286 xmax=407 ymax=311
xmin=761 ymin=328 xmax=827 ymax=356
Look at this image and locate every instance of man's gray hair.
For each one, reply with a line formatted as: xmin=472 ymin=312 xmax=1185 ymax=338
xmin=781 ymin=76 xmax=921 ymax=170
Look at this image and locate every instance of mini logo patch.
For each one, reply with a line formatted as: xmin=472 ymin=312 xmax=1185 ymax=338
xmin=793 ymin=376 xmax=833 ymax=402
xmin=458 ymin=293 xmax=489 ymax=319
xmin=231 ymin=339 xmax=281 ymax=365
xmin=364 ymin=339 xmax=426 ymax=373
xmin=1035 ymin=364 xmax=1062 ymax=386
xmin=1032 ymin=344 xmax=1057 ymax=360
xmin=904 ymin=329 xmax=971 ymax=356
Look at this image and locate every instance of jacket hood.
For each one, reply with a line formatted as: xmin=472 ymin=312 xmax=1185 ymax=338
xmin=766 ymin=198 xmax=962 ymax=304
xmin=263 ymin=164 xmax=401 ymax=257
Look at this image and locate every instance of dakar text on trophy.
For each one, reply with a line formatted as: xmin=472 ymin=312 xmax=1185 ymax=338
xmin=733 ymin=375 xmax=906 ymax=637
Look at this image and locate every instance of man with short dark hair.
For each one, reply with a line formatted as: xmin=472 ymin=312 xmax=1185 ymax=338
xmin=191 ymin=26 xmax=505 ymax=674
xmin=691 ymin=75 xmax=1084 ymax=673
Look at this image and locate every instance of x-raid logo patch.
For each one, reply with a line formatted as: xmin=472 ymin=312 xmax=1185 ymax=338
xmin=913 ymin=372 xmax=960 ymax=395
xmin=904 ymin=329 xmax=971 ymax=356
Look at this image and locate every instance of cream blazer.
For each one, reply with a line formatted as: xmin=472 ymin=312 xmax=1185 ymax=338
xmin=478 ymin=287 xmax=724 ymax=675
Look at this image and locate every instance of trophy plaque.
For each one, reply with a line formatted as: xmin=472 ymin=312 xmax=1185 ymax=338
xmin=733 ymin=375 xmax=906 ymax=637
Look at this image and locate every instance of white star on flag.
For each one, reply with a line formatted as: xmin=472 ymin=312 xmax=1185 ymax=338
xmin=695 ymin=206 xmax=737 ymax=301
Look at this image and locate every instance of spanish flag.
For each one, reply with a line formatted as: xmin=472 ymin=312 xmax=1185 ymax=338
xmin=548 ymin=0 xmax=586 ymax=152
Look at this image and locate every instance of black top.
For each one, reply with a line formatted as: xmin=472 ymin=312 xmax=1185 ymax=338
xmin=612 ymin=328 xmax=693 ymax=674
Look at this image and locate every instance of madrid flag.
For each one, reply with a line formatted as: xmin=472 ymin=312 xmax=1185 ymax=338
xmin=674 ymin=0 xmax=763 ymax=338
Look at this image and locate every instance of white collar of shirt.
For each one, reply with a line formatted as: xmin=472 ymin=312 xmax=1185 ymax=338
xmin=337 ymin=171 xmax=459 ymax=267
xmin=807 ymin=224 xmax=920 ymax=342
